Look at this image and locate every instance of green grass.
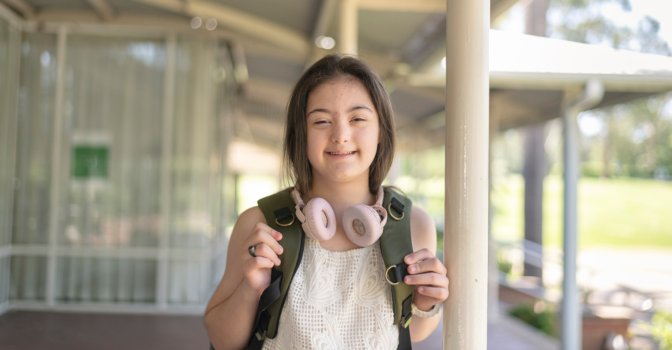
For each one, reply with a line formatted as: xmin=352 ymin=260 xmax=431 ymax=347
xmin=492 ymin=174 xmax=672 ymax=249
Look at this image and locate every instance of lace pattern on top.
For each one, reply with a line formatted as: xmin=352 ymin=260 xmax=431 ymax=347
xmin=261 ymin=237 xmax=398 ymax=350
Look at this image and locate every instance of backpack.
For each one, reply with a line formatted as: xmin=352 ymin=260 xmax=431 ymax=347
xmin=210 ymin=187 xmax=416 ymax=350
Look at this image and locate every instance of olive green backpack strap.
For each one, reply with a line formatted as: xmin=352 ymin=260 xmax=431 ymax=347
xmin=380 ymin=187 xmax=415 ymax=350
xmin=244 ymin=188 xmax=304 ymax=350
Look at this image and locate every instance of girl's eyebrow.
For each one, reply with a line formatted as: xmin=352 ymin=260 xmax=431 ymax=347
xmin=307 ymin=108 xmax=330 ymax=117
xmin=307 ymin=105 xmax=373 ymax=117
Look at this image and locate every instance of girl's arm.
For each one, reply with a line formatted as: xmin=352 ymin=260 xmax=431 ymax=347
xmin=204 ymin=207 xmax=284 ymax=350
xmin=407 ymin=206 xmax=447 ymax=342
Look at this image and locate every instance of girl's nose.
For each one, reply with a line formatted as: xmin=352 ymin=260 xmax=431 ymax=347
xmin=331 ymin=120 xmax=351 ymax=144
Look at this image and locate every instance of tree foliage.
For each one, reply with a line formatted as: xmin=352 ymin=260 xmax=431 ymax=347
xmin=548 ymin=0 xmax=671 ymax=55
xmin=547 ymin=0 xmax=672 ymax=178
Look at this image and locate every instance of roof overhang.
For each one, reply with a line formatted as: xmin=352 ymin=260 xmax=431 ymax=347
xmin=408 ymin=29 xmax=672 ymax=93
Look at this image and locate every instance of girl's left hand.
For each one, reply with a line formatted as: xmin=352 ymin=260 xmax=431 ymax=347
xmin=404 ymin=248 xmax=449 ymax=312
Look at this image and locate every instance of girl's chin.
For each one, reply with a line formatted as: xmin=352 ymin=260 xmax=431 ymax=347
xmin=314 ymin=169 xmax=368 ymax=183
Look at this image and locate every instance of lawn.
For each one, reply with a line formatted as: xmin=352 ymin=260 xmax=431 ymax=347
xmin=491 ymin=174 xmax=672 ymax=249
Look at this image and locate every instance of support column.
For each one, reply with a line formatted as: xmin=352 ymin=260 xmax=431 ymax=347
xmin=522 ymin=123 xmax=546 ymax=279
xmin=561 ymin=80 xmax=603 ymax=350
xmin=522 ymin=0 xmax=549 ymax=280
xmin=444 ymin=0 xmax=490 ymax=348
xmin=488 ymin=95 xmax=501 ymax=323
xmin=338 ymin=0 xmax=357 ymax=55
xmin=562 ymin=91 xmax=580 ymax=350
xmin=157 ymin=34 xmax=176 ymax=308
xmin=46 ymin=26 xmax=67 ymax=307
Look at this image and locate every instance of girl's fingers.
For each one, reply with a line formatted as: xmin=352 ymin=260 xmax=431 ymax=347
xmin=408 ymin=257 xmax=445 ymax=275
xmin=404 ymin=248 xmax=434 ymax=265
xmin=244 ymin=256 xmax=275 ymax=272
xmin=253 ymin=222 xmax=283 ymax=241
xmin=243 ymin=224 xmax=284 ymax=258
xmin=254 ymin=243 xmax=281 ymax=266
xmin=404 ymin=272 xmax=448 ymax=288
xmin=417 ymin=286 xmax=449 ymax=301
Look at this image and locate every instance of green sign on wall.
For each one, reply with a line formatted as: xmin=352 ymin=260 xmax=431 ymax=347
xmin=71 ymin=145 xmax=109 ymax=180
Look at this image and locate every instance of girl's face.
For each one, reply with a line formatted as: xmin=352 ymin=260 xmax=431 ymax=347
xmin=305 ymin=77 xmax=380 ymax=187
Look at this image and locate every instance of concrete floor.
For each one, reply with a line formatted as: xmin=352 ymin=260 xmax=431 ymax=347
xmin=0 ymin=309 xmax=558 ymax=350
xmin=0 ymin=311 xmax=211 ymax=350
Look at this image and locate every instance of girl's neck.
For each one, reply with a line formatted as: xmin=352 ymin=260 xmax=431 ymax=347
xmin=307 ymin=175 xmax=376 ymax=210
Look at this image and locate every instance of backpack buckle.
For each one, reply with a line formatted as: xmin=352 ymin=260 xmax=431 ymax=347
xmin=385 ymin=265 xmax=399 ymax=285
xmin=387 ymin=198 xmax=405 ymax=220
xmin=274 ymin=207 xmax=295 ymax=226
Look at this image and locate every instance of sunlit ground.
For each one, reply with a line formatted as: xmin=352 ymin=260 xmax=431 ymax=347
xmin=492 ymin=174 xmax=672 ymax=248
xmin=493 ymin=173 xmax=672 ymax=318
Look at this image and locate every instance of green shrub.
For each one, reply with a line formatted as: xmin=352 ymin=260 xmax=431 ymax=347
xmin=651 ymin=310 xmax=672 ymax=350
xmin=508 ymin=303 xmax=557 ymax=338
xmin=497 ymin=255 xmax=513 ymax=274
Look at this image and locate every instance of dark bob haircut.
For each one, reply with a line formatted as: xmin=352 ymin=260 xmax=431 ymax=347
xmin=283 ymin=54 xmax=396 ymax=195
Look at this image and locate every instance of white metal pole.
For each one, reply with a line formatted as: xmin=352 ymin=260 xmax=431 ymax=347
xmin=562 ymin=96 xmax=580 ymax=350
xmin=488 ymin=95 xmax=501 ymax=323
xmin=338 ymin=0 xmax=357 ymax=56
xmin=561 ymin=79 xmax=603 ymax=350
xmin=46 ymin=25 xmax=67 ymax=307
xmin=157 ymin=34 xmax=176 ymax=308
xmin=444 ymin=0 xmax=490 ymax=348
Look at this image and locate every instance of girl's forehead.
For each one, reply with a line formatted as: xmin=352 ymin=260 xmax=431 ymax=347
xmin=308 ymin=78 xmax=373 ymax=107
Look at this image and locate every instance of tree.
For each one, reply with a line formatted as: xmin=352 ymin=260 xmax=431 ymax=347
xmin=547 ymin=0 xmax=672 ymax=178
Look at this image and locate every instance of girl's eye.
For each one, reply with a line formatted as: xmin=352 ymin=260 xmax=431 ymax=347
xmin=352 ymin=117 xmax=366 ymax=122
xmin=314 ymin=120 xmax=329 ymax=124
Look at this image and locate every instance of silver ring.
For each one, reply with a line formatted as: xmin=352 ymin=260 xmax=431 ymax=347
xmin=248 ymin=245 xmax=257 ymax=258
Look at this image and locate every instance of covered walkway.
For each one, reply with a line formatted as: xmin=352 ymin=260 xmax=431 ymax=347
xmin=0 ymin=310 xmax=558 ymax=350
xmin=2 ymin=0 xmax=672 ymax=349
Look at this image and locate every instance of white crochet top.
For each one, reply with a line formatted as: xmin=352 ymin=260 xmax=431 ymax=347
xmin=261 ymin=236 xmax=399 ymax=350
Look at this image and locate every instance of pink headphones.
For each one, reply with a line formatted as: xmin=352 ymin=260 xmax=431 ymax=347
xmin=290 ymin=186 xmax=388 ymax=247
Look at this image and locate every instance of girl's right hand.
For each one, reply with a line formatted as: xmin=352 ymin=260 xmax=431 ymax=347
xmin=241 ymin=222 xmax=284 ymax=294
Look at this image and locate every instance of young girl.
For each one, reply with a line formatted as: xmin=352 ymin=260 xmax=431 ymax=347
xmin=204 ymin=54 xmax=449 ymax=350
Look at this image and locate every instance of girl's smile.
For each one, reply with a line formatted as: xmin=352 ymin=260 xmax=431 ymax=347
xmin=326 ymin=150 xmax=357 ymax=158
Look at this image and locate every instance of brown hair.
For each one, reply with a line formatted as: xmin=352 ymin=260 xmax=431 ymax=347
xmin=283 ymin=54 xmax=396 ymax=195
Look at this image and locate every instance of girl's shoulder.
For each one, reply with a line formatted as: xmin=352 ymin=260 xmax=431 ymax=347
xmin=235 ymin=206 xmax=267 ymax=235
xmin=227 ymin=206 xmax=268 ymax=249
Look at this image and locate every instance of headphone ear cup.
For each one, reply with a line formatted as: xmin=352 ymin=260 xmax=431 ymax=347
xmin=302 ymin=198 xmax=336 ymax=241
xmin=343 ymin=204 xmax=384 ymax=247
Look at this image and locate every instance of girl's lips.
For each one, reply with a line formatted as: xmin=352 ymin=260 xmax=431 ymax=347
xmin=326 ymin=151 xmax=357 ymax=159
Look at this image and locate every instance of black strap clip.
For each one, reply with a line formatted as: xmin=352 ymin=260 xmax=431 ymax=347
xmin=274 ymin=207 xmax=295 ymax=227
xmin=400 ymin=294 xmax=413 ymax=327
xmin=391 ymin=197 xmax=405 ymax=214
xmin=254 ymin=312 xmax=270 ymax=341
xmin=385 ymin=262 xmax=412 ymax=285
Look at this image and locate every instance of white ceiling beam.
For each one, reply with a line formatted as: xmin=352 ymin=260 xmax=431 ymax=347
xmin=0 ymin=1 xmax=24 ymax=25
xmin=35 ymin=9 xmax=100 ymax=22
xmin=359 ymin=0 xmax=523 ymax=21
xmin=304 ymin=0 xmax=337 ymax=69
xmin=1 ymin=0 xmax=35 ymax=20
xmin=371 ymin=0 xmax=524 ymax=78
xmin=245 ymin=77 xmax=293 ymax=109
xmin=130 ymin=0 xmax=310 ymax=54
xmin=31 ymin=9 xmax=306 ymax=59
xmin=86 ymin=0 xmax=116 ymax=21
xmin=358 ymin=0 xmax=444 ymax=12
xmin=406 ymin=71 xmax=672 ymax=93
xmin=492 ymin=0 xmax=532 ymax=23
xmin=312 ymin=0 xmax=336 ymax=41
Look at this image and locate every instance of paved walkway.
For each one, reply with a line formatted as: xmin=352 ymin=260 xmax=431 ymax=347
xmin=0 ymin=310 xmax=558 ymax=350
xmin=413 ymin=314 xmax=559 ymax=350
